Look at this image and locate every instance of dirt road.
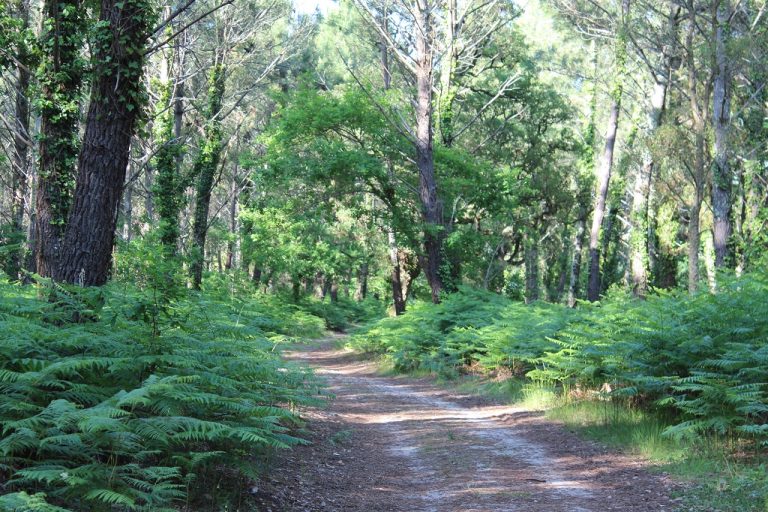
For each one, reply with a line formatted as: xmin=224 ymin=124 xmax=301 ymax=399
xmin=257 ymin=338 xmax=678 ymax=511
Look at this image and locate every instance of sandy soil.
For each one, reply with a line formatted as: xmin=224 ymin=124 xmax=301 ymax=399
xmin=255 ymin=337 xmax=680 ymax=511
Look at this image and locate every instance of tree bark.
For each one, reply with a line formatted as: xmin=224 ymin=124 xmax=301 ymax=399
xmin=711 ymin=0 xmax=733 ymax=268
xmin=54 ymin=0 xmax=152 ymax=285
xmin=8 ymin=0 xmax=31 ymax=281
xmin=684 ymin=12 xmax=712 ymax=294
xmin=354 ymin=262 xmax=369 ymax=301
xmin=225 ymin=170 xmax=238 ymax=270
xmin=631 ymin=79 xmax=665 ymax=298
xmin=688 ymin=131 xmax=706 ymax=293
xmin=567 ymin=205 xmax=587 ymax=307
xmin=380 ymin=18 xmax=405 ymax=315
xmin=414 ymin=0 xmax=443 ymax=304
xmin=586 ymin=0 xmax=629 ymax=302
xmin=190 ymin=50 xmax=226 ymax=289
xmin=35 ymin=0 xmax=84 ymax=277
xmin=524 ymin=229 xmax=539 ymax=304
xmin=122 ymin=184 xmax=133 ymax=242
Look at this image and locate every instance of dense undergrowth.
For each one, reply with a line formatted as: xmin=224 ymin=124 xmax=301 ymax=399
xmin=0 ymin=271 xmax=346 ymax=512
xmin=350 ymin=279 xmax=768 ymax=509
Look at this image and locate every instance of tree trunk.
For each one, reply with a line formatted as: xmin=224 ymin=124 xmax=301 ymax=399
xmin=524 ymin=229 xmax=539 ymax=304
xmin=8 ymin=1 xmax=31 ymax=281
xmin=711 ymin=0 xmax=733 ymax=268
xmin=225 ymin=171 xmax=238 ymax=270
xmin=355 ymin=262 xmax=369 ymax=301
xmin=122 ymin=184 xmax=133 ymax=242
xmin=586 ymin=0 xmax=628 ymax=302
xmin=389 ymin=229 xmax=406 ymax=314
xmin=35 ymin=0 xmax=84 ymax=277
xmin=401 ymin=249 xmax=422 ymax=302
xmin=684 ymin=13 xmax=711 ymax=294
xmin=54 ymin=0 xmax=152 ymax=285
xmin=380 ymin=20 xmax=405 ymax=315
xmin=631 ymin=79 xmax=666 ymax=297
xmin=155 ymin=56 xmax=185 ymax=256
xmin=190 ymin=53 xmax=226 ymax=289
xmin=688 ymin=132 xmax=706 ymax=293
xmin=414 ymin=0 xmax=443 ymax=304
xmin=329 ymin=282 xmax=339 ymax=303
xmin=586 ymin=99 xmax=620 ymax=302
xmin=567 ymin=205 xmax=587 ymax=307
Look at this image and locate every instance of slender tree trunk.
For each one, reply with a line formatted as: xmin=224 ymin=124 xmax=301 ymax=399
xmin=685 ymin=13 xmax=712 ymax=294
xmin=355 ymin=262 xmax=369 ymax=301
xmin=380 ymin=20 xmax=406 ymax=315
xmin=329 ymin=282 xmax=339 ymax=303
xmin=631 ymin=77 xmax=667 ymax=297
xmin=587 ymin=0 xmax=629 ymax=302
xmin=567 ymin=205 xmax=587 ymax=307
xmin=688 ymin=132 xmax=706 ymax=293
xmin=524 ymin=229 xmax=539 ymax=304
xmin=225 ymin=172 xmax=238 ymax=270
xmin=414 ymin=0 xmax=443 ymax=304
xmin=711 ymin=0 xmax=733 ymax=268
xmin=122 ymin=184 xmax=133 ymax=242
xmin=388 ymin=229 xmax=406 ymax=314
xmin=9 ymin=1 xmax=31 ymax=280
xmin=54 ymin=0 xmax=152 ymax=285
xmin=35 ymin=0 xmax=84 ymax=277
xmin=587 ymin=101 xmax=620 ymax=301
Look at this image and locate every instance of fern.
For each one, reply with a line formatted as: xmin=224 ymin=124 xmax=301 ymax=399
xmin=0 ymin=279 xmax=324 ymax=510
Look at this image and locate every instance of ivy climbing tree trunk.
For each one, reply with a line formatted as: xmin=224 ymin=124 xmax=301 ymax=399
xmin=586 ymin=0 xmax=629 ymax=302
xmin=35 ymin=0 xmax=84 ymax=278
xmin=155 ymin=25 xmax=186 ymax=257
xmin=54 ymin=0 xmax=153 ymax=285
xmin=190 ymin=50 xmax=227 ymax=289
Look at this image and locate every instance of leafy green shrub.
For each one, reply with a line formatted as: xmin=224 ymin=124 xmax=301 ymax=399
xmin=0 ymin=280 xmax=321 ymax=511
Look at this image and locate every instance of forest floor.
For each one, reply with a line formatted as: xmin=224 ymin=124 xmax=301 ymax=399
xmin=255 ymin=335 xmax=682 ymax=511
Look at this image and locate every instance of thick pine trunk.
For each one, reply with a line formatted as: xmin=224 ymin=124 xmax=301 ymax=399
xmin=54 ymin=0 xmax=151 ymax=285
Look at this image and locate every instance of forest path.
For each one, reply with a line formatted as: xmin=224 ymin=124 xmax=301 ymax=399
xmin=257 ymin=335 xmax=678 ymax=512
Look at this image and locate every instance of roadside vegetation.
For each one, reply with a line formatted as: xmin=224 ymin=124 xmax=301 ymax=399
xmin=0 ymin=256 xmax=351 ymax=511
